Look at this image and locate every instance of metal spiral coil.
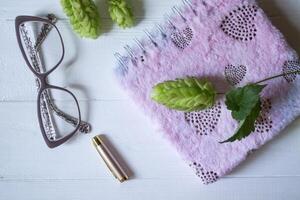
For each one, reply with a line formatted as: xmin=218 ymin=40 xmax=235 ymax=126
xmin=124 ymin=45 xmax=135 ymax=59
xmin=134 ymin=38 xmax=147 ymax=54
xmin=172 ymin=6 xmax=187 ymax=22
xmin=155 ymin=24 xmax=167 ymax=38
xmin=114 ymin=0 xmax=195 ymax=67
xmin=182 ymin=0 xmax=197 ymax=16
xmin=144 ymin=29 xmax=158 ymax=47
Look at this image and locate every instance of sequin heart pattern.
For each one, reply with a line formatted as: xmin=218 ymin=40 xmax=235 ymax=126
xmin=190 ymin=162 xmax=219 ymax=184
xmin=282 ymin=60 xmax=300 ymax=83
xmin=255 ymin=99 xmax=273 ymax=133
xmin=171 ymin=27 xmax=193 ymax=49
xmin=185 ymin=102 xmax=221 ymax=136
xmin=220 ymin=5 xmax=258 ymax=41
xmin=224 ymin=64 xmax=247 ymax=86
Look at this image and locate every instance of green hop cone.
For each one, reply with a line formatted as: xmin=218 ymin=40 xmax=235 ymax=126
xmin=151 ymin=77 xmax=217 ymax=112
xmin=61 ymin=0 xmax=101 ymax=39
xmin=108 ymin=0 xmax=134 ymax=28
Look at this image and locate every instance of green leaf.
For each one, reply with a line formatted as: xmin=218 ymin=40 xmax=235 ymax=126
xmin=151 ymin=77 xmax=216 ymax=112
xmin=108 ymin=0 xmax=134 ymax=28
xmin=220 ymin=100 xmax=261 ymax=143
xmin=225 ymin=84 xmax=266 ymax=121
xmin=221 ymin=83 xmax=266 ymax=143
xmin=61 ymin=0 xmax=101 ymax=39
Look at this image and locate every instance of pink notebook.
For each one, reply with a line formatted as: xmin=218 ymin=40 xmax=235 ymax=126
xmin=114 ymin=0 xmax=300 ymax=184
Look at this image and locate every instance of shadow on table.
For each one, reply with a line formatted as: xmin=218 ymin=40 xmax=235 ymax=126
xmin=232 ymin=117 xmax=300 ymax=175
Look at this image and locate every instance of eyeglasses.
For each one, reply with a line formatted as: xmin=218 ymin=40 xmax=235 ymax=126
xmin=15 ymin=14 xmax=91 ymax=148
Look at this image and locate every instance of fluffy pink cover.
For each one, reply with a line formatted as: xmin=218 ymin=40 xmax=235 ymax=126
xmin=115 ymin=0 xmax=300 ymax=184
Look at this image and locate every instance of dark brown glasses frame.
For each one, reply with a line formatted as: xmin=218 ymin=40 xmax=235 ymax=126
xmin=15 ymin=15 xmax=83 ymax=148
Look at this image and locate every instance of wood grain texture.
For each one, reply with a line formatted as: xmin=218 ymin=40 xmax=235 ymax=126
xmin=0 ymin=0 xmax=299 ymax=199
xmin=1 ymin=178 xmax=300 ymax=200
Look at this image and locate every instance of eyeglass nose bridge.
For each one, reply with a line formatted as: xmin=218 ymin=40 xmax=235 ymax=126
xmin=36 ymin=73 xmax=50 ymax=89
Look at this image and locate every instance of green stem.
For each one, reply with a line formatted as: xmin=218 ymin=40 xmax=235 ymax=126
xmin=217 ymin=92 xmax=225 ymax=95
xmin=255 ymin=70 xmax=300 ymax=85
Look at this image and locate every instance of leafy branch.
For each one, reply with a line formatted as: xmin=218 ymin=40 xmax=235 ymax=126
xmin=151 ymin=70 xmax=300 ymax=143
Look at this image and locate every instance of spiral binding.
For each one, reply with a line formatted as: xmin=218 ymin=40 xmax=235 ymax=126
xmin=183 ymin=0 xmax=198 ymax=16
xmin=172 ymin=6 xmax=187 ymax=22
xmin=124 ymin=45 xmax=138 ymax=65
xmin=123 ymin=45 xmax=132 ymax=57
xmin=164 ymin=13 xmax=177 ymax=30
xmin=134 ymin=38 xmax=147 ymax=54
xmin=114 ymin=52 xmax=126 ymax=66
xmin=144 ymin=29 xmax=158 ymax=47
xmin=155 ymin=24 xmax=167 ymax=38
xmin=114 ymin=0 xmax=195 ymax=68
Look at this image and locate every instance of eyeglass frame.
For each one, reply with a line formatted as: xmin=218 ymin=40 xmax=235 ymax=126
xmin=15 ymin=15 xmax=90 ymax=148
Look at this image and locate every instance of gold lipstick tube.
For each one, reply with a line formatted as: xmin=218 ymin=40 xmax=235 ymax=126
xmin=92 ymin=135 xmax=129 ymax=182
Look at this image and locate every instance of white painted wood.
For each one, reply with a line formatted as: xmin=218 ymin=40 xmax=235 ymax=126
xmin=1 ymin=177 xmax=300 ymax=200
xmin=0 ymin=0 xmax=300 ymax=199
xmin=0 ymin=0 xmax=299 ymax=101
xmin=0 ymin=102 xmax=300 ymax=180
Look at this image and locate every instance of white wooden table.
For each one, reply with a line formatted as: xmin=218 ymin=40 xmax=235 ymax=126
xmin=0 ymin=0 xmax=299 ymax=199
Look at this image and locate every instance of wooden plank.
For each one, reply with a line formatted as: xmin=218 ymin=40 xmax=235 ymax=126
xmin=0 ymin=0 xmax=299 ymax=20
xmin=1 ymin=15 xmax=299 ymax=101
xmin=0 ymin=19 xmax=136 ymax=102
xmin=1 ymin=177 xmax=300 ymax=200
xmin=0 ymin=101 xmax=300 ymax=181
xmin=0 ymin=0 xmax=299 ymax=102
xmin=0 ymin=0 xmax=183 ymax=20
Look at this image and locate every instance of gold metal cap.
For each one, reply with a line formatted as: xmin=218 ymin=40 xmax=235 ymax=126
xmin=92 ymin=135 xmax=129 ymax=183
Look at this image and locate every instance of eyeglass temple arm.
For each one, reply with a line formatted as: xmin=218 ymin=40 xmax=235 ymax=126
xmin=34 ymin=14 xmax=58 ymax=50
xmin=45 ymin=95 xmax=91 ymax=133
xmin=20 ymin=22 xmax=58 ymax=138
